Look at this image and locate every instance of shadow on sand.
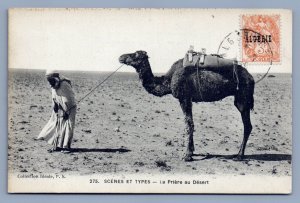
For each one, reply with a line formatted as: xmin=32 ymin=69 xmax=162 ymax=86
xmin=193 ymin=153 xmax=291 ymax=162
xmin=70 ymin=148 xmax=131 ymax=153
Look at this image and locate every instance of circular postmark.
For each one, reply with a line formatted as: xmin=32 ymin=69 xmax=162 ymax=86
xmin=217 ymin=28 xmax=274 ymax=83
xmin=216 ymin=14 xmax=281 ymax=83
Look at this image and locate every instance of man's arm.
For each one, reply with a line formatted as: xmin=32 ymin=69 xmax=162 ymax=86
xmin=59 ymin=81 xmax=76 ymax=119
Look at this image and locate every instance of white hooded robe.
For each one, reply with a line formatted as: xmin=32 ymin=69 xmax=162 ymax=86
xmin=37 ymin=79 xmax=76 ymax=149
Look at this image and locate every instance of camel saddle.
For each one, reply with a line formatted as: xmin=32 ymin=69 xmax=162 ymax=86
xmin=183 ymin=51 xmax=240 ymax=90
xmin=183 ymin=51 xmax=236 ymax=70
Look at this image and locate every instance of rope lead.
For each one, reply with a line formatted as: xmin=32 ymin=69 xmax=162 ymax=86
xmin=65 ymin=64 xmax=124 ymax=114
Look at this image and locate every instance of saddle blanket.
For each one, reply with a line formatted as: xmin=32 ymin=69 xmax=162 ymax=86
xmin=183 ymin=52 xmax=236 ymax=70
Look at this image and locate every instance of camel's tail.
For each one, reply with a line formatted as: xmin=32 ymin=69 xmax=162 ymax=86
xmin=236 ymin=65 xmax=255 ymax=111
xmin=250 ymin=78 xmax=255 ymax=111
xmin=250 ymin=95 xmax=254 ymax=111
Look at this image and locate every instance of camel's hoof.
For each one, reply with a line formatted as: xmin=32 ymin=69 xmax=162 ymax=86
xmin=183 ymin=155 xmax=194 ymax=162
xmin=33 ymin=137 xmax=44 ymax=141
xmin=233 ymin=155 xmax=244 ymax=161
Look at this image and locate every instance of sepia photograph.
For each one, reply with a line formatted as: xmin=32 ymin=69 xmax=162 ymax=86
xmin=7 ymin=8 xmax=292 ymax=193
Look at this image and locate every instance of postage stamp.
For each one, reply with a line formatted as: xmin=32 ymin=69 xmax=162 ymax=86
xmin=241 ymin=15 xmax=281 ymax=63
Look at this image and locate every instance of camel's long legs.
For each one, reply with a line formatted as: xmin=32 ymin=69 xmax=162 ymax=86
xmin=236 ymin=108 xmax=252 ymax=160
xmin=179 ymin=98 xmax=194 ymax=162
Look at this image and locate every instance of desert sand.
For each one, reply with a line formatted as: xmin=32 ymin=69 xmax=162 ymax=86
xmin=8 ymin=69 xmax=292 ymax=176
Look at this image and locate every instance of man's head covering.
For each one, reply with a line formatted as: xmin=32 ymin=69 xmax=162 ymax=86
xmin=45 ymin=69 xmax=59 ymax=77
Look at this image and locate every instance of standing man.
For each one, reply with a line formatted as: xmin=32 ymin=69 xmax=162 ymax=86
xmin=35 ymin=70 xmax=77 ymax=153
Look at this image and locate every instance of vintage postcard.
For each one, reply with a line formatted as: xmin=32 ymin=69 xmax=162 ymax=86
xmin=8 ymin=8 xmax=292 ymax=193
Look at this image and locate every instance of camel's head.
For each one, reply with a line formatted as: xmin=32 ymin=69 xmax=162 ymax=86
xmin=119 ymin=51 xmax=149 ymax=70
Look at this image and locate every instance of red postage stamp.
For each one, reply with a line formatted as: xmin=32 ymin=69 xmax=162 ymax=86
xmin=241 ymin=15 xmax=281 ymax=63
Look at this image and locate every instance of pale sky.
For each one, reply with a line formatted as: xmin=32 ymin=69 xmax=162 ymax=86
xmin=9 ymin=8 xmax=292 ymax=73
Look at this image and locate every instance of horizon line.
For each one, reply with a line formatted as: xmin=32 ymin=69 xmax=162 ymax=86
xmin=8 ymin=67 xmax=292 ymax=74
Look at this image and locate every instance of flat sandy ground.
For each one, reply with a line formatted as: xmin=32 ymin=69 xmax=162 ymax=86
xmin=8 ymin=69 xmax=292 ymax=176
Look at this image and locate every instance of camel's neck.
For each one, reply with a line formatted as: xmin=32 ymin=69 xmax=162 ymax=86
xmin=136 ymin=60 xmax=154 ymax=84
xmin=135 ymin=60 xmax=171 ymax=97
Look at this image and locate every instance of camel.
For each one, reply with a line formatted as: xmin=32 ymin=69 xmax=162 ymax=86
xmin=119 ymin=50 xmax=255 ymax=162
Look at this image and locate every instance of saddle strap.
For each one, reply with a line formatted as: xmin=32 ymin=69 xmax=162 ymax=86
xmin=196 ymin=61 xmax=204 ymax=101
xmin=233 ymin=61 xmax=239 ymax=90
